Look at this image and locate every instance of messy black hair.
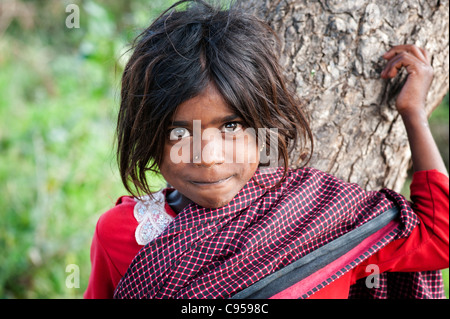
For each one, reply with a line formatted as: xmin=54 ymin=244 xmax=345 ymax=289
xmin=117 ymin=0 xmax=313 ymax=197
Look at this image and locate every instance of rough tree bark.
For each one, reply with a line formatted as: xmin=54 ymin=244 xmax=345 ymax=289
xmin=238 ymin=0 xmax=449 ymax=192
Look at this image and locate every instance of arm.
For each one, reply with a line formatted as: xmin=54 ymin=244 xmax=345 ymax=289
xmin=84 ymin=197 xmax=143 ymax=299
xmin=350 ymin=47 xmax=449 ymax=280
xmin=352 ymin=170 xmax=448 ymax=280
xmin=84 ymin=225 xmax=118 ymax=299
xmin=381 ymin=44 xmax=448 ymax=176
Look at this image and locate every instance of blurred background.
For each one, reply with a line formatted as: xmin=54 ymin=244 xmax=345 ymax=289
xmin=0 ymin=0 xmax=448 ymax=298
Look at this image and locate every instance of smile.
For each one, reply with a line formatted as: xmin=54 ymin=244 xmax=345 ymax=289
xmin=190 ymin=175 xmax=234 ymax=186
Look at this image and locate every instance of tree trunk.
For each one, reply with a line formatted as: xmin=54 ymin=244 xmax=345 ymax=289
xmin=238 ymin=0 xmax=449 ymax=192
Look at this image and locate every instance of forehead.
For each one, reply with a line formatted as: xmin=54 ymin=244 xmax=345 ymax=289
xmin=171 ymin=84 xmax=237 ymax=124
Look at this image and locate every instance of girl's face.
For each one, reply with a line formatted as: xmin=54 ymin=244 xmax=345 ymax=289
xmin=159 ymin=84 xmax=260 ymax=208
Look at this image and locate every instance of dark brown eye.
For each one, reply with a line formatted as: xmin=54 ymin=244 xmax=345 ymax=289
xmin=222 ymin=122 xmax=243 ymax=133
xmin=169 ymin=127 xmax=190 ymax=140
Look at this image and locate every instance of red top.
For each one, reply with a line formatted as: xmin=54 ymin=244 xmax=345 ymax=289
xmin=84 ymin=170 xmax=449 ymax=299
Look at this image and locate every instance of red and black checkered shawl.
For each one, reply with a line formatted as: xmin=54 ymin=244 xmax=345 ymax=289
xmin=113 ymin=167 xmax=445 ymax=299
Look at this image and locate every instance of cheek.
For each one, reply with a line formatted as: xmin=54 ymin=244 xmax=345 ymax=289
xmin=225 ymin=133 xmax=260 ymax=165
xmin=164 ymin=138 xmax=192 ymax=165
xmin=245 ymin=137 xmax=260 ymax=164
xmin=240 ymin=159 xmax=260 ymax=180
xmin=159 ymin=144 xmax=182 ymax=181
xmin=233 ymin=140 xmax=260 ymax=180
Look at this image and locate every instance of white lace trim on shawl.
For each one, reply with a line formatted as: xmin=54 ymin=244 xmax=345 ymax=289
xmin=134 ymin=191 xmax=174 ymax=246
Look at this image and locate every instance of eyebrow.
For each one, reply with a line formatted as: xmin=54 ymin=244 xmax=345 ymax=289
xmin=170 ymin=114 xmax=241 ymax=127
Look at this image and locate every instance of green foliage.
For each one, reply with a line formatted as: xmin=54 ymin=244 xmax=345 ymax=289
xmin=0 ymin=0 xmax=173 ymax=298
xmin=0 ymin=0 xmax=448 ymax=299
xmin=429 ymin=94 xmax=450 ymax=172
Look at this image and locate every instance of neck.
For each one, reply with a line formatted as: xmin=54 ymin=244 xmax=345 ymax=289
xmin=166 ymin=189 xmax=193 ymax=214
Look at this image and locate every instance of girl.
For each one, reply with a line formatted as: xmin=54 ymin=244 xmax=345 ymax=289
xmin=84 ymin=0 xmax=448 ymax=299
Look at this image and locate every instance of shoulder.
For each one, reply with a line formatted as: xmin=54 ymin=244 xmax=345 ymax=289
xmin=91 ymin=196 xmax=146 ymax=277
xmin=97 ymin=196 xmax=137 ymax=232
xmin=95 ymin=196 xmax=139 ymax=249
xmin=86 ymin=196 xmax=142 ymax=294
xmin=95 ymin=191 xmax=176 ymax=249
xmin=411 ymin=169 xmax=449 ymax=193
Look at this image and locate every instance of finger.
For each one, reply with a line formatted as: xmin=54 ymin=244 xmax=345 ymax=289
xmin=408 ymin=45 xmax=428 ymax=64
xmin=382 ymin=45 xmax=410 ymax=59
xmin=419 ymin=47 xmax=431 ymax=64
xmin=383 ymin=45 xmax=428 ymax=64
xmin=381 ymin=52 xmax=421 ymax=78
xmin=383 ymin=45 xmax=426 ymax=63
xmin=381 ymin=53 xmax=413 ymax=78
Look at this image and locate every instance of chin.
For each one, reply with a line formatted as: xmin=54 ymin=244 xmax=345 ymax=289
xmin=196 ymin=196 xmax=234 ymax=209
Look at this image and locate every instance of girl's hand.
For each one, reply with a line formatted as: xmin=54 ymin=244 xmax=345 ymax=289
xmin=381 ymin=44 xmax=434 ymax=119
xmin=381 ymin=44 xmax=447 ymax=176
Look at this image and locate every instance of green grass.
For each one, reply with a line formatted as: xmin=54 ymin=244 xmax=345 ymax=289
xmin=0 ymin=0 xmax=172 ymax=298
xmin=0 ymin=37 xmax=125 ymax=298
xmin=443 ymin=269 xmax=449 ymax=298
xmin=0 ymin=0 xmax=448 ymax=299
xmin=429 ymin=96 xmax=449 ymax=298
xmin=0 ymin=0 xmax=182 ymax=298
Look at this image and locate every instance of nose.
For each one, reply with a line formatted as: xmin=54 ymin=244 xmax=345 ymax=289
xmin=193 ymin=128 xmax=225 ymax=167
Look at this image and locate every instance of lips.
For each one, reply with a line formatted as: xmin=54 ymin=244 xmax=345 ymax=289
xmin=190 ymin=175 xmax=234 ymax=186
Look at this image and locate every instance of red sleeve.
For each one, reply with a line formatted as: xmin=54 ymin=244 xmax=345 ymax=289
xmin=83 ymin=223 xmax=121 ymax=299
xmin=84 ymin=194 xmax=178 ymax=299
xmin=352 ymin=170 xmax=449 ymax=282
xmin=84 ymin=196 xmax=142 ymax=299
